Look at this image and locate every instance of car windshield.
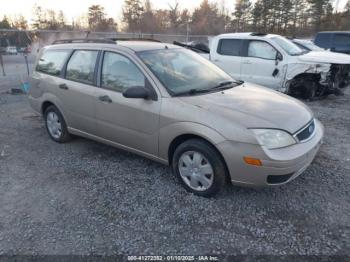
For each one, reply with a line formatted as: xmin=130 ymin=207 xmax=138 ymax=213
xmin=300 ymin=41 xmax=324 ymax=51
xmin=137 ymin=48 xmax=238 ymax=96
xmin=271 ymin=36 xmax=305 ymax=56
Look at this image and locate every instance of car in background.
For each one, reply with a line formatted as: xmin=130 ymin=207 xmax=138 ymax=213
xmin=291 ymin=39 xmax=325 ymax=52
xmin=28 ymin=39 xmax=324 ymax=197
xmin=6 ymin=46 xmax=17 ymax=55
xmin=314 ymin=31 xmax=350 ymax=54
xmin=18 ymin=46 xmax=32 ymax=54
xmin=184 ymin=32 xmax=350 ymax=99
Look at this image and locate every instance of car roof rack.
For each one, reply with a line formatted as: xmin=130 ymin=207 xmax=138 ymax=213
xmin=250 ymin=32 xmax=267 ymax=36
xmin=173 ymin=41 xmax=210 ymax=54
xmin=52 ymin=38 xmax=116 ymax=45
xmin=109 ymin=38 xmax=161 ymax=42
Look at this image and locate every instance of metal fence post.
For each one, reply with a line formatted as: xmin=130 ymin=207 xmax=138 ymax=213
xmin=24 ymin=54 xmax=29 ymax=76
xmin=0 ymin=53 xmax=5 ymax=76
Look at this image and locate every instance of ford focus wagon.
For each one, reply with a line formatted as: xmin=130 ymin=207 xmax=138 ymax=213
xmin=28 ymin=39 xmax=324 ymax=197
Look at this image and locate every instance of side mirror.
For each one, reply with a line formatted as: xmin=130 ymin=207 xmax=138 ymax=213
xmin=276 ymin=52 xmax=283 ymax=61
xmin=275 ymin=52 xmax=283 ymax=65
xmin=123 ymin=86 xmax=150 ymax=99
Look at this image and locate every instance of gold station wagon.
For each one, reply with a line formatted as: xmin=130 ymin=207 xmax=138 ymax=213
xmin=28 ymin=39 xmax=324 ymax=197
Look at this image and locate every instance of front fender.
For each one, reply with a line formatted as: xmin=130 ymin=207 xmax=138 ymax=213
xmin=284 ymin=63 xmax=330 ymax=88
xmin=158 ymin=122 xmax=227 ymax=161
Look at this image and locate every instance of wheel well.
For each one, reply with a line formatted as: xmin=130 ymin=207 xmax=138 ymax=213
xmin=168 ymin=134 xmax=200 ymax=164
xmin=291 ymin=73 xmax=320 ymax=85
xmin=168 ymin=134 xmax=230 ymax=181
xmin=41 ymin=101 xmax=54 ymax=115
xmin=289 ymin=73 xmax=320 ymax=95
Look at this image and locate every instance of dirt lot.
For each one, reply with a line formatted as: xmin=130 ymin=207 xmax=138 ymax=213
xmin=0 ymin=82 xmax=349 ymax=256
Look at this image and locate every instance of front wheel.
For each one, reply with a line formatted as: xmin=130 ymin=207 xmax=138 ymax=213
xmin=301 ymin=79 xmax=317 ymax=100
xmin=172 ymin=139 xmax=227 ymax=197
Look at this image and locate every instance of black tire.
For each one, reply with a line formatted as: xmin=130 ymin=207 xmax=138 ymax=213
xmin=44 ymin=105 xmax=71 ymax=143
xmin=301 ymin=79 xmax=317 ymax=100
xmin=172 ymin=139 xmax=227 ymax=197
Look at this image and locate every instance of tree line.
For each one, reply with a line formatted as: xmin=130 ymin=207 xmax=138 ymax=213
xmin=0 ymin=0 xmax=349 ymax=37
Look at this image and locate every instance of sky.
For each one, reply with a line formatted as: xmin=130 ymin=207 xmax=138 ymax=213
xmin=0 ymin=0 xmax=232 ymax=24
xmin=0 ymin=0 xmax=348 ymax=25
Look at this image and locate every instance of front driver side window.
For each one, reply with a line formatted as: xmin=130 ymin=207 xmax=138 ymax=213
xmin=248 ymin=41 xmax=277 ymax=60
xmin=101 ymin=52 xmax=145 ymax=92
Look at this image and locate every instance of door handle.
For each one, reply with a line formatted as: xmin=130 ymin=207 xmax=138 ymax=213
xmin=98 ymin=95 xmax=112 ymax=103
xmin=58 ymin=83 xmax=69 ymax=90
xmin=243 ymin=60 xmax=252 ymax=64
xmin=213 ymin=59 xmax=220 ymax=62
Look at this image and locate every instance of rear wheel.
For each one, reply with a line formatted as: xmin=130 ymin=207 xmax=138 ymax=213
xmin=44 ymin=105 xmax=71 ymax=143
xmin=172 ymin=139 xmax=227 ymax=197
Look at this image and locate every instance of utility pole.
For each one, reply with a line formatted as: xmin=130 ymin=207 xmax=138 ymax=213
xmin=186 ymin=23 xmax=190 ymax=43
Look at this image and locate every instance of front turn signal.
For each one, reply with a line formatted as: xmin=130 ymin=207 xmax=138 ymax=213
xmin=243 ymin=157 xmax=262 ymax=166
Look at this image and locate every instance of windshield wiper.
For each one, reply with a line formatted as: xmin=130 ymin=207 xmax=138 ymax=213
xmin=209 ymin=80 xmax=244 ymax=91
xmin=173 ymin=88 xmax=211 ymax=97
xmin=173 ymin=80 xmax=244 ymax=97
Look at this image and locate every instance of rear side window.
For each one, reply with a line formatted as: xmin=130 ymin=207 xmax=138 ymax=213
xmin=66 ymin=50 xmax=98 ymax=85
xmin=101 ymin=52 xmax=145 ymax=92
xmin=315 ymin=33 xmax=331 ymax=48
xmin=36 ymin=49 xmax=70 ymax=76
xmin=217 ymin=39 xmax=242 ymax=56
xmin=334 ymin=34 xmax=350 ymax=45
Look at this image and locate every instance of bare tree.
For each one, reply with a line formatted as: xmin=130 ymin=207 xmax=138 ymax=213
xmin=168 ymin=2 xmax=181 ymax=32
xmin=11 ymin=15 xmax=28 ymax=30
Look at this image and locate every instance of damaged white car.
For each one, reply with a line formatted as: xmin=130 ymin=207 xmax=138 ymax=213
xmin=178 ymin=33 xmax=350 ymax=99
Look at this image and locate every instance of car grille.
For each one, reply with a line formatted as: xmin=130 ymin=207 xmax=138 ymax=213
xmin=295 ymin=120 xmax=315 ymax=142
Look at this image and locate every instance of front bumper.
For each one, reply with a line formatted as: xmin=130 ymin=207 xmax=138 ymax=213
xmin=217 ymin=119 xmax=324 ymax=186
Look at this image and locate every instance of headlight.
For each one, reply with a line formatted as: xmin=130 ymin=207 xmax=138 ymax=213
xmin=251 ymin=129 xmax=296 ymax=149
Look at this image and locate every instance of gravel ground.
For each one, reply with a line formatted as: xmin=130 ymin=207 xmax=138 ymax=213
xmin=0 ymin=83 xmax=349 ymax=256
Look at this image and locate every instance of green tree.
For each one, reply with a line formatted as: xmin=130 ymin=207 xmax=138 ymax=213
xmin=122 ymin=0 xmax=144 ymax=32
xmin=308 ymin=0 xmax=333 ymax=31
xmin=88 ymin=5 xmax=105 ymax=30
xmin=251 ymin=0 xmax=273 ymax=32
xmin=232 ymin=0 xmax=252 ymax=31
xmin=191 ymin=0 xmax=226 ymax=35
xmin=0 ymin=16 xmax=11 ymax=29
xmin=87 ymin=5 xmax=116 ymax=31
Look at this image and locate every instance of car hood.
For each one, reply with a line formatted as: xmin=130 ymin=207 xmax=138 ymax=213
xmin=298 ymin=51 xmax=350 ymax=64
xmin=178 ymin=84 xmax=313 ymax=134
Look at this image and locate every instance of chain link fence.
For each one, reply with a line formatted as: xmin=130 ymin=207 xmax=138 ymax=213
xmin=0 ymin=29 xmax=210 ymax=92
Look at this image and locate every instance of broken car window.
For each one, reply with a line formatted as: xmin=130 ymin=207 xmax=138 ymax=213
xmin=248 ymin=41 xmax=277 ymax=60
